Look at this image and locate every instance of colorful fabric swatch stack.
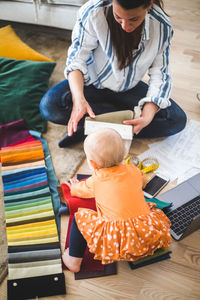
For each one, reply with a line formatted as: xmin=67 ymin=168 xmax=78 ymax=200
xmin=0 ymin=121 xmax=66 ymax=300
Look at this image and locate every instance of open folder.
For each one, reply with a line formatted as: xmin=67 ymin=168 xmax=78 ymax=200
xmin=84 ymin=110 xmax=135 ymax=140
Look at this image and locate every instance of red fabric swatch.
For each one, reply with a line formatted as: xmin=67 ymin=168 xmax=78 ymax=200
xmin=0 ymin=119 xmax=35 ymax=163
xmin=61 ymin=183 xmax=104 ymax=271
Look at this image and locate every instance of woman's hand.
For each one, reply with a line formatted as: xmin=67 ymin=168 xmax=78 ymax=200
xmin=67 ymin=70 xmax=95 ymax=136
xmin=65 ymin=177 xmax=80 ymax=189
xmin=67 ymin=97 xmax=95 ymax=136
xmin=123 ymin=102 xmax=159 ymax=135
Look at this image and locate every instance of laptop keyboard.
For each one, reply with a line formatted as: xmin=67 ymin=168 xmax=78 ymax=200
xmin=166 ymin=195 xmax=200 ymax=236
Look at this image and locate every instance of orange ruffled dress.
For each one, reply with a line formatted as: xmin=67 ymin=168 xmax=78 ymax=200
xmin=71 ymin=164 xmax=171 ymax=264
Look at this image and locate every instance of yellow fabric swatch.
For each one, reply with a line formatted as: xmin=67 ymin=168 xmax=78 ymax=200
xmin=7 ymin=224 xmax=57 ymax=237
xmin=6 ymin=219 xmax=56 ymax=231
xmin=6 ymin=211 xmax=54 ymax=224
xmin=6 ymin=207 xmax=53 ymax=219
xmin=8 ymin=236 xmax=59 ymax=246
xmin=7 ymin=224 xmax=56 ymax=235
xmin=7 ymin=231 xmax=58 ymax=242
xmin=0 ymin=25 xmax=53 ymax=62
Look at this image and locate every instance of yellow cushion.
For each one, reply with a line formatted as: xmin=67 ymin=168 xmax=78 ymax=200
xmin=0 ymin=25 xmax=53 ymax=62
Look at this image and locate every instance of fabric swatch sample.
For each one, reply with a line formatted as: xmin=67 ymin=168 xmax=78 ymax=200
xmin=128 ymin=248 xmax=171 ymax=269
xmin=8 ymin=273 xmax=66 ymax=300
xmin=0 ymin=119 xmax=31 ymax=149
xmin=75 ymin=263 xmax=117 ymax=280
xmin=0 ymin=120 xmax=65 ymax=300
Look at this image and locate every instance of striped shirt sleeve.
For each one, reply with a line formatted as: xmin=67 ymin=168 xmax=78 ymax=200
xmin=64 ymin=5 xmax=98 ymax=81
xmin=138 ymin=25 xmax=174 ymax=109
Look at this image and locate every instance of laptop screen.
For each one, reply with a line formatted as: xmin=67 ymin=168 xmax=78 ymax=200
xmin=157 ymin=173 xmax=200 ymax=210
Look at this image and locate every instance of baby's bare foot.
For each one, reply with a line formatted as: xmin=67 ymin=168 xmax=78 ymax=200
xmin=62 ymin=248 xmax=82 ymax=273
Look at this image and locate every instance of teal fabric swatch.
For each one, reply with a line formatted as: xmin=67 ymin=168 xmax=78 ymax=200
xmin=145 ymin=197 xmax=172 ymax=210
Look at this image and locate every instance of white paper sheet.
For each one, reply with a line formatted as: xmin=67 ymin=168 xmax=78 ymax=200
xmin=177 ymin=167 xmax=200 ymax=184
xmin=138 ymin=120 xmax=200 ymax=182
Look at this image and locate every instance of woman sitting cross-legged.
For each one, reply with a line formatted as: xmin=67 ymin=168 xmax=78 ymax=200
xmin=40 ymin=0 xmax=186 ymax=147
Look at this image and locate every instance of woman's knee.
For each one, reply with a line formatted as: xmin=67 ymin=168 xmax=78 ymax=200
xmin=177 ymin=107 xmax=187 ymax=131
xmin=40 ymin=90 xmax=54 ymax=120
xmin=167 ymin=100 xmax=187 ymax=135
xmin=40 ymin=80 xmax=71 ymax=124
xmin=172 ymin=100 xmax=187 ymax=131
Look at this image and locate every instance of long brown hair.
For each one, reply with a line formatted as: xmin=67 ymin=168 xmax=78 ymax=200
xmin=107 ymin=0 xmax=166 ymax=70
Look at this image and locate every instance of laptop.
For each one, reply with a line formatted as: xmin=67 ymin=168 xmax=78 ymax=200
xmin=156 ymin=173 xmax=200 ymax=241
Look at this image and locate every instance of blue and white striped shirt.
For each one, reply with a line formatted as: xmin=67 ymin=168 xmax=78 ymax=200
xmin=65 ymin=0 xmax=173 ymax=109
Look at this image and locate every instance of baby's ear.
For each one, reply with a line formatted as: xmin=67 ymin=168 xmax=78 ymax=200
xmin=89 ymin=160 xmax=99 ymax=170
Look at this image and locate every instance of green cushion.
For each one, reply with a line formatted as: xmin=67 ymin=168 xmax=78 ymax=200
xmin=0 ymin=57 xmax=56 ymax=132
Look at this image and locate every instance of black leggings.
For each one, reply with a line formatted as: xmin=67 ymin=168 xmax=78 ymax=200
xmin=69 ymin=217 xmax=87 ymax=258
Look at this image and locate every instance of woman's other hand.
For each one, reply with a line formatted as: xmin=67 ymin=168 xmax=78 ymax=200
xmin=123 ymin=102 xmax=159 ymax=135
xmin=67 ymin=97 xmax=95 ymax=136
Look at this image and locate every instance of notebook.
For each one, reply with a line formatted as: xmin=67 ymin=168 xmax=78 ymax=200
xmin=157 ymin=173 xmax=200 ymax=240
xmin=84 ymin=110 xmax=134 ymax=140
xmin=128 ymin=248 xmax=171 ymax=270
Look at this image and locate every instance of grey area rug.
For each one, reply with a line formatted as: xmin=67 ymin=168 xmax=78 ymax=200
xmin=43 ymin=122 xmax=85 ymax=183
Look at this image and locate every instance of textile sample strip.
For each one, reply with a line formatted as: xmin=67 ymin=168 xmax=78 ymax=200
xmin=0 ymin=125 xmax=66 ymax=299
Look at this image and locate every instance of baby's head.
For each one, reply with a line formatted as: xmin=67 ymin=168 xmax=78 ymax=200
xmin=84 ymin=128 xmax=125 ymax=169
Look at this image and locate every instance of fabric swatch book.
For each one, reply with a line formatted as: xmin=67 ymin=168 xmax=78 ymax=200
xmin=84 ymin=110 xmax=135 ymax=140
xmin=128 ymin=248 xmax=172 ymax=270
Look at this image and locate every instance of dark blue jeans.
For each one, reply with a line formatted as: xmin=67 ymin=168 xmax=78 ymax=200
xmin=40 ymin=80 xmax=187 ymax=138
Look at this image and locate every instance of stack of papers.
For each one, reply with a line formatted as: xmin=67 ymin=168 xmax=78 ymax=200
xmin=138 ymin=120 xmax=200 ymax=183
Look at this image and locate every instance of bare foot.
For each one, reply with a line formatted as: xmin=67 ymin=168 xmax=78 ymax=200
xmin=62 ymin=248 xmax=83 ymax=273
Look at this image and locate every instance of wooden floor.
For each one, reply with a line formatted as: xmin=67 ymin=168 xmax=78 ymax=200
xmin=1 ymin=0 xmax=200 ymax=299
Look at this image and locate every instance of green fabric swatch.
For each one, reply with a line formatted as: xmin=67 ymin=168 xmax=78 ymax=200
xmin=145 ymin=197 xmax=172 ymax=210
xmin=5 ymin=197 xmax=52 ymax=209
xmin=5 ymin=201 xmax=53 ymax=215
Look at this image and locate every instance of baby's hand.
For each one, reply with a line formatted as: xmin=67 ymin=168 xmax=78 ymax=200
xmin=70 ymin=177 xmax=80 ymax=185
xmin=65 ymin=177 xmax=79 ymax=189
